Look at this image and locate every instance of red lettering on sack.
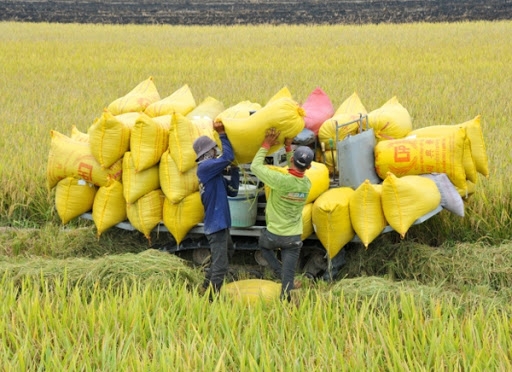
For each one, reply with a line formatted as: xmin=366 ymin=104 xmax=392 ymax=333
xmin=77 ymin=162 xmax=93 ymax=182
xmin=394 ymin=145 xmax=410 ymax=162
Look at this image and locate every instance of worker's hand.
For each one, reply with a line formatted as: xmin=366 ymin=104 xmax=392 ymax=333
xmin=213 ymin=121 xmax=225 ymax=134
xmin=262 ymin=127 xmax=281 ymax=148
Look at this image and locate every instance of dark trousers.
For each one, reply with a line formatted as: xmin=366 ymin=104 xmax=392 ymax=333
xmin=205 ymin=229 xmax=233 ymax=291
xmin=259 ymin=229 xmax=302 ymax=300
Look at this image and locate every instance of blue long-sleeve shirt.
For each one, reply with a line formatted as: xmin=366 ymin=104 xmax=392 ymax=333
xmin=197 ymin=133 xmax=239 ymax=235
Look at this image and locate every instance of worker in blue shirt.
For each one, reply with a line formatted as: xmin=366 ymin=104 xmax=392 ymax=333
xmin=193 ymin=121 xmax=239 ymax=294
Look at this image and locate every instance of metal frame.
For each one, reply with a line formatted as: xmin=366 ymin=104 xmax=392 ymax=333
xmin=333 ymin=113 xmax=368 ymax=187
xmin=81 ymin=204 xmax=443 ymax=246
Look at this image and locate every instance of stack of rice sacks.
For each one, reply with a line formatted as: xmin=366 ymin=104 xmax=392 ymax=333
xmin=47 ymin=78 xmax=307 ymax=244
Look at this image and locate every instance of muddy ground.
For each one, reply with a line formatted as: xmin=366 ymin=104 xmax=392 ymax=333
xmin=1 ymin=0 xmax=511 ymax=25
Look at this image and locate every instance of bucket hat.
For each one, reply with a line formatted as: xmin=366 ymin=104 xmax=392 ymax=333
xmin=193 ymin=136 xmax=217 ymax=162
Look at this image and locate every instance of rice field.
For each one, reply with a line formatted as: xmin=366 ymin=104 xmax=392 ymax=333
xmin=1 ymin=21 xmax=512 ymax=370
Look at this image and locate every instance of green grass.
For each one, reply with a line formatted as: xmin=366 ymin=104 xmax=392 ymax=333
xmin=0 ymin=254 xmax=510 ymax=370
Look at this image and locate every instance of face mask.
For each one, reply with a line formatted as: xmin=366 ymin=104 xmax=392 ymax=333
xmin=199 ymin=148 xmax=216 ymax=163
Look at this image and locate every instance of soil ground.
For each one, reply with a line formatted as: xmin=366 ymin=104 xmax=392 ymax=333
xmin=1 ymin=0 xmax=511 ymax=25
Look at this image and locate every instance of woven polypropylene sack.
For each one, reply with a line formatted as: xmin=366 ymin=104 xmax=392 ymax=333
xmin=302 ymin=87 xmax=334 ymax=136
xmin=168 ymin=113 xmax=219 ymax=173
xmin=186 ymin=96 xmax=225 ymax=121
xmin=215 ymin=100 xmax=262 ymax=122
xmin=144 ymin=84 xmax=196 ymax=118
xmin=92 ymin=180 xmax=126 ymax=237
xmin=374 ymin=131 xmax=467 ymax=195
xmin=159 ymin=150 xmax=198 ymax=204
xmin=89 ymin=110 xmax=133 ymax=168
xmin=162 ymin=191 xmax=204 ymax=245
xmin=221 ymin=279 xmax=281 ymax=304
xmin=381 ymin=173 xmax=441 ymax=238
xmin=130 ymin=113 xmax=170 ymax=172
xmin=459 ymin=115 xmax=489 ymax=177
xmin=122 ymin=152 xmax=160 ymax=204
xmin=47 ymin=130 xmax=122 ymax=189
xmin=408 ymin=125 xmax=477 ymax=183
xmin=55 ymin=177 xmax=97 ymax=225
xmin=368 ymin=96 xmax=412 ymax=141
xmin=221 ymin=97 xmax=305 ymax=164
xmin=126 ymin=189 xmax=164 ymax=240
xmin=301 ymin=203 xmax=314 ymax=240
xmin=107 ymin=77 xmax=160 ymax=115
xmin=349 ymin=180 xmax=386 ymax=248
xmin=312 ymin=187 xmax=355 ymax=259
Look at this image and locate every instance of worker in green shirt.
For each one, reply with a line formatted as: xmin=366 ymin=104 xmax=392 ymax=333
xmin=250 ymin=127 xmax=314 ymax=301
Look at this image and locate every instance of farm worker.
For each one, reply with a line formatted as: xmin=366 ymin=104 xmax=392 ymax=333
xmin=250 ymin=128 xmax=313 ymax=301
xmin=193 ymin=121 xmax=240 ymax=296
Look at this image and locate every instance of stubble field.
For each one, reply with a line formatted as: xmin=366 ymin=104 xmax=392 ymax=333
xmin=1 ymin=0 xmax=511 ymax=25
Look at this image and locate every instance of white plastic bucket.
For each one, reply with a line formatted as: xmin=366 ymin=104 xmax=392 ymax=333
xmin=228 ymin=184 xmax=259 ymax=227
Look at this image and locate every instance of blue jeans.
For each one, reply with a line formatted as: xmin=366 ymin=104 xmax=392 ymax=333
xmin=205 ymin=229 xmax=233 ymax=291
xmin=258 ymin=229 xmax=302 ymax=300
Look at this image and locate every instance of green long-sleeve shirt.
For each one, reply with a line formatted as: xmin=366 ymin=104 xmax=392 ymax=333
xmin=250 ymin=147 xmax=311 ymax=236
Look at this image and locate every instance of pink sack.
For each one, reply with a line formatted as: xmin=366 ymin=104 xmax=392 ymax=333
xmin=302 ymin=87 xmax=335 ymax=135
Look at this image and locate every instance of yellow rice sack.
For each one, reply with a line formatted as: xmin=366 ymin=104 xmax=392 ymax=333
xmin=215 ymin=101 xmax=262 ymax=121
xmin=312 ymin=187 xmax=355 ymax=259
xmin=316 ymin=148 xmax=337 ymax=175
xmin=70 ymin=125 xmax=89 ymax=143
xmin=114 ymin=111 xmax=141 ymax=127
xmin=305 ymin=162 xmax=330 ymax=203
xmin=263 ymin=161 xmax=329 ymax=204
xmin=168 ymin=113 xmax=219 ymax=173
xmin=381 ymin=173 xmax=441 ymax=238
xmin=318 ymin=92 xmax=368 ymax=150
xmin=374 ymin=129 xmax=467 ymax=193
xmin=144 ymin=84 xmax=196 ymax=118
xmin=368 ymin=96 xmax=412 ymax=141
xmin=162 ymin=191 xmax=204 ymax=245
xmin=318 ymin=113 xmax=362 ymax=150
xmin=92 ymin=179 xmax=127 ymax=237
xmin=88 ymin=110 xmax=133 ymax=168
xmin=159 ymin=150 xmax=199 ymax=203
xmin=107 ymin=76 xmax=160 ymax=115
xmin=459 ymin=115 xmax=489 ymax=177
xmin=349 ymin=181 xmax=386 ymax=248
xmin=55 ymin=177 xmax=97 ymax=225
xmin=122 ymin=152 xmax=160 ymax=204
xmin=466 ymin=180 xmax=477 ymax=198
xmin=266 ymin=86 xmax=293 ymax=104
xmin=220 ymin=97 xmax=305 ymax=164
xmin=221 ymin=279 xmax=281 ymax=304
xmin=191 ymin=117 xmax=218 ymax=138
xmin=186 ymin=96 xmax=225 ymax=121
xmin=47 ymin=130 xmax=123 ymax=189
xmin=301 ymin=203 xmax=314 ymax=240
xmin=130 ymin=113 xmax=171 ymax=172
xmin=127 ymin=189 xmax=164 ymax=240
xmin=408 ymin=126 xmax=477 ymax=183
xmin=334 ymin=92 xmax=368 ymax=117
